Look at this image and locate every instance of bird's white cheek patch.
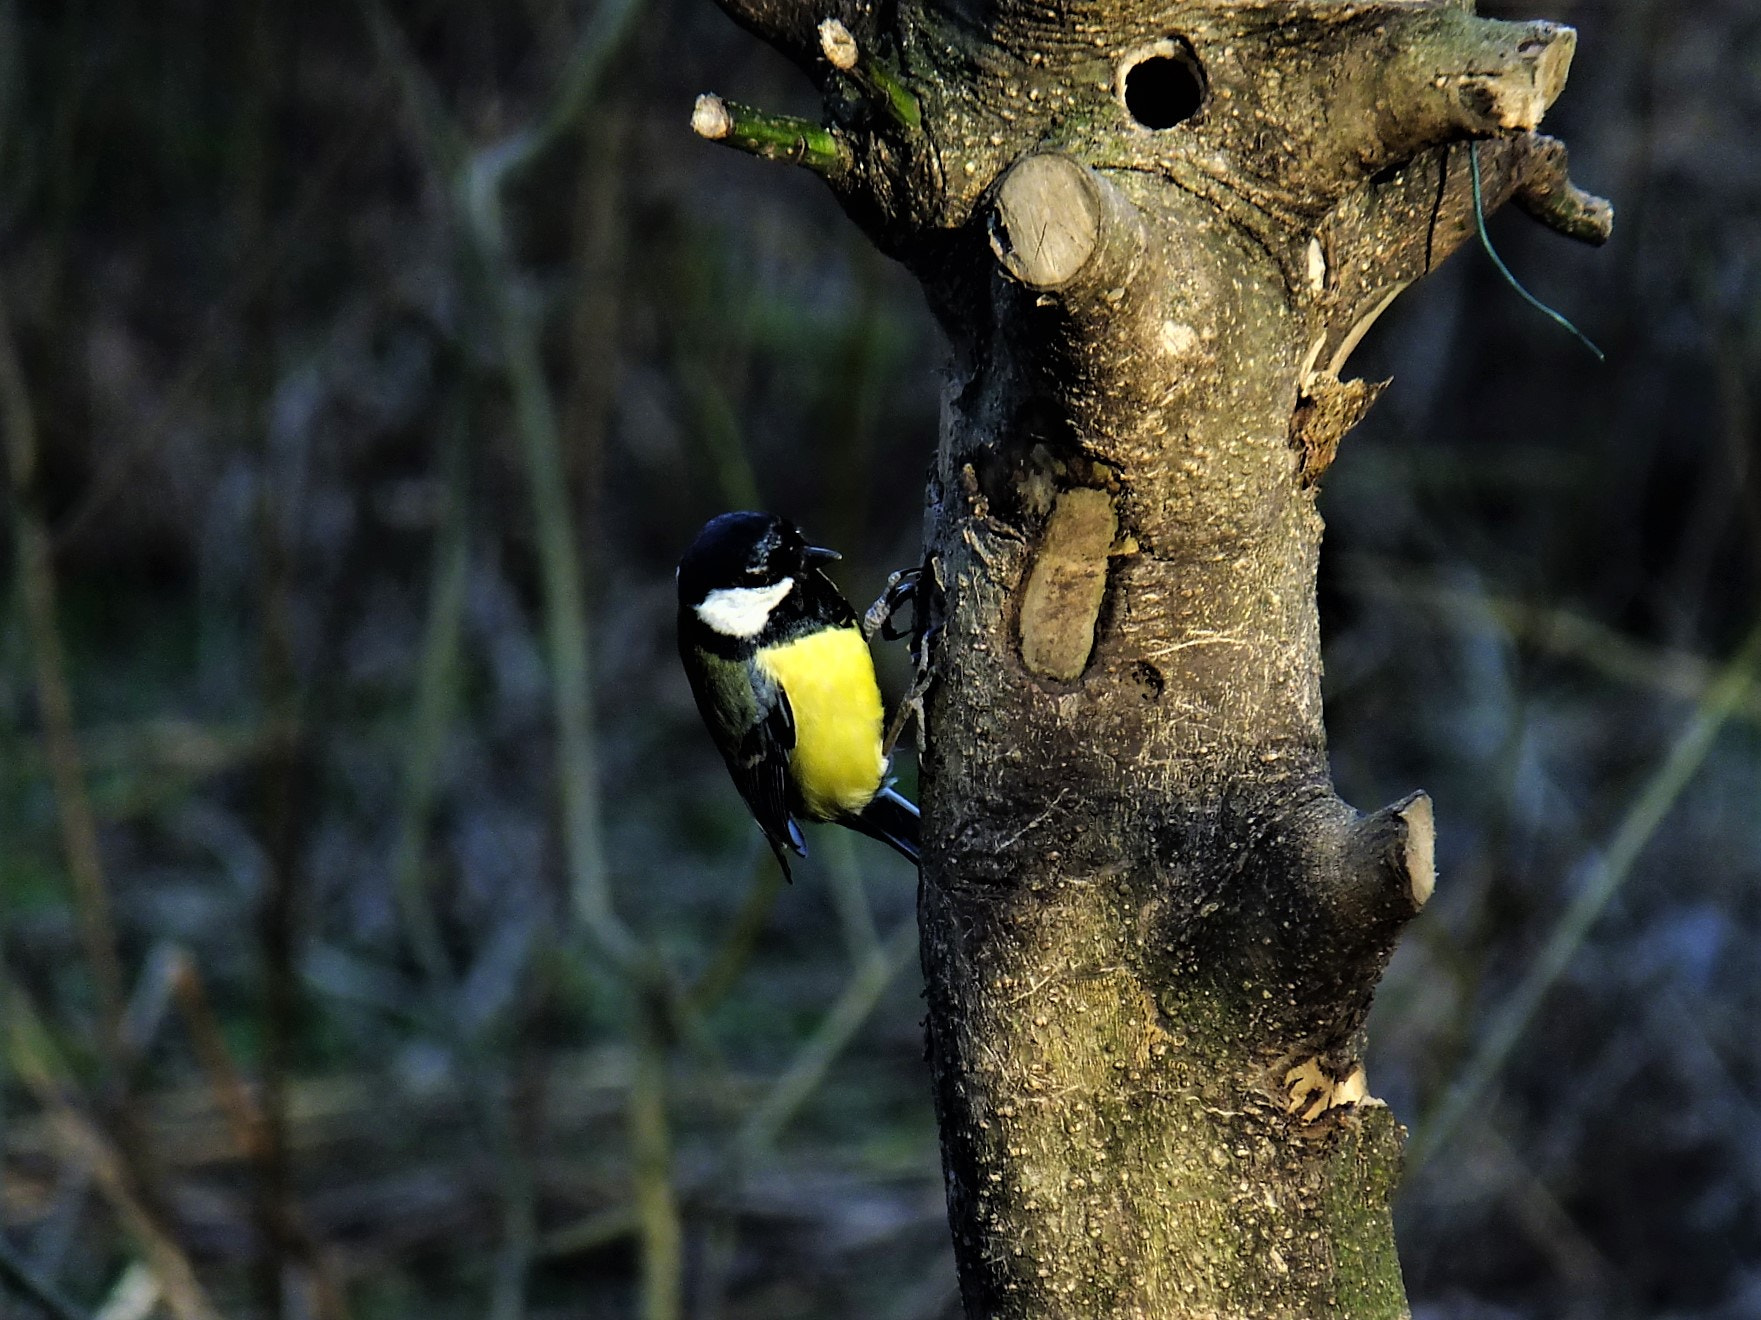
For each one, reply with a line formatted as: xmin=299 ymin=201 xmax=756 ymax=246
xmin=696 ymin=579 xmax=794 ymax=637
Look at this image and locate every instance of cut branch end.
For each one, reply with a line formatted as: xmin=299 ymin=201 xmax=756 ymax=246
xmin=1399 ymin=793 xmax=1436 ymax=910
xmin=1334 ymin=789 xmax=1437 ymax=929
xmin=1366 ymin=16 xmax=1583 ymax=172
xmin=1468 ymin=20 xmax=1577 ymax=133
xmin=691 ymin=93 xmax=733 ymax=141
xmin=990 ymin=154 xmax=1145 ymax=300
xmin=818 ymin=17 xmax=858 ymax=70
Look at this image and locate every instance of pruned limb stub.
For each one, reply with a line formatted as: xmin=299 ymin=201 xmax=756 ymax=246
xmin=1344 ymin=790 xmax=1438 ymax=922
xmin=1396 ymin=16 xmax=1577 ymax=135
xmin=819 ymin=17 xmax=922 ymax=129
xmin=989 ymin=154 xmax=1144 ymax=299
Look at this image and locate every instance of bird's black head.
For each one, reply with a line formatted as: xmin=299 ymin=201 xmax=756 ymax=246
xmin=677 ymin=511 xmax=837 ymax=607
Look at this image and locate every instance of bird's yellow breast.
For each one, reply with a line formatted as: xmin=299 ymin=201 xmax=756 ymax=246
xmin=756 ymin=625 xmax=886 ymax=821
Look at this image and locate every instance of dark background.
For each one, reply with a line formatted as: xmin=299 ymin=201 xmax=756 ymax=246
xmin=1 ymin=0 xmax=1756 ymax=1316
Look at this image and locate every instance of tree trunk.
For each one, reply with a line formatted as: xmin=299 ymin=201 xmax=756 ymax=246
xmin=694 ymin=2 xmax=1610 ymax=1314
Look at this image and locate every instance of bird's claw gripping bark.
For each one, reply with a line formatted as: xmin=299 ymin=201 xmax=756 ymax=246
xmin=864 ymin=566 xmax=921 ymax=642
xmin=866 ymin=560 xmax=944 ymax=756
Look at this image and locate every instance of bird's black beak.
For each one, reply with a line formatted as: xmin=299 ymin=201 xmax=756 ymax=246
xmin=804 ymin=545 xmax=842 ymax=564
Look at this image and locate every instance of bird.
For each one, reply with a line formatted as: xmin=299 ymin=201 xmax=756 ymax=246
xmin=676 ymin=511 xmax=920 ymax=878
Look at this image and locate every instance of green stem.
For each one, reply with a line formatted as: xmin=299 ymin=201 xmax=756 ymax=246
xmin=691 ymin=95 xmax=851 ymax=178
xmin=494 ymin=268 xmax=637 ymax=967
xmin=818 ymin=18 xmax=921 ymax=130
xmin=846 ymin=63 xmax=921 ymax=132
xmin=688 ymin=846 xmax=786 ymax=1012
xmin=821 ymin=830 xmax=882 ymax=968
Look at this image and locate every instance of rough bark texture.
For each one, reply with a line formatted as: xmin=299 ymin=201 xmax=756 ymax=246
xmin=696 ymin=2 xmax=1609 ymax=1315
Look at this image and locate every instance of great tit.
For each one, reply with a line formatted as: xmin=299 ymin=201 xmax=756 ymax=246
xmin=677 ymin=511 xmax=920 ymax=877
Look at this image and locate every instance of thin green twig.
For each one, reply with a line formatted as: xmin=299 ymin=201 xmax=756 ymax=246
xmin=165 ymin=952 xmax=348 ymax=1320
xmin=394 ymin=0 xmax=647 ymax=970
xmin=464 ymin=0 xmax=645 ymax=223
xmin=1409 ymin=617 xmax=1761 ymax=1172
xmin=544 ymin=915 xmax=922 ymax=1276
xmin=674 ymin=356 xmax=762 ymax=512
xmin=688 ymin=845 xmax=787 ymax=1012
xmin=689 ymin=95 xmax=852 ymax=179
xmin=486 ymin=1100 xmax=539 ymax=1320
xmin=536 ymin=1207 xmax=639 ymax=1260
xmin=378 ymin=255 xmax=540 ymax=1320
xmin=817 ymin=21 xmax=922 ymax=132
xmin=822 ymin=831 xmax=882 ymax=968
xmin=492 ymin=268 xmax=637 ymax=966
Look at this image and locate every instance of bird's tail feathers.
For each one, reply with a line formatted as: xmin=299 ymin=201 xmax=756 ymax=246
xmin=764 ymin=819 xmax=808 ymax=883
xmin=849 ymin=786 xmax=920 ymax=865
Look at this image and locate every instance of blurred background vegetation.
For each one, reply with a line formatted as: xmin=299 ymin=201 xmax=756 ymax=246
xmin=0 ymin=0 xmax=1755 ymax=1316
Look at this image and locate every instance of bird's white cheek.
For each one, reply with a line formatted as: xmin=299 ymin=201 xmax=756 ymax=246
xmin=696 ymin=579 xmax=794 ymax=637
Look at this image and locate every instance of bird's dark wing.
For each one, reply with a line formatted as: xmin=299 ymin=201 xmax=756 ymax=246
xmin=729 ymin=679 xmax=805 ymax=879
xmin=680 ymin=644 xmax=805 ymax=879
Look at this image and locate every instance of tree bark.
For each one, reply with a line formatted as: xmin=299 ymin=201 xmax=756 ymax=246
xmin=695 ymin=2 xmax=1609 ymax=1315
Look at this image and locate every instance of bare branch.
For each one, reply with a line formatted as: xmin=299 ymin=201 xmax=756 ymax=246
xmin=0 ymin=1235 xmax=91 ymax=1320
xmin=1314 ymin=131 xmax=1608 ymax=376
xmin=5 ymin=984 xmax=223 ymax=1320
xmin=0 ymin=278 xmax=129 ymax=1083
xmin=1513 ymin=133 xmax=1615 ymax=245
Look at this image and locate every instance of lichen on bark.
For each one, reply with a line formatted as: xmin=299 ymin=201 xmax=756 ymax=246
xmin=694 ymin=1 xmax=1609 ymax=1314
